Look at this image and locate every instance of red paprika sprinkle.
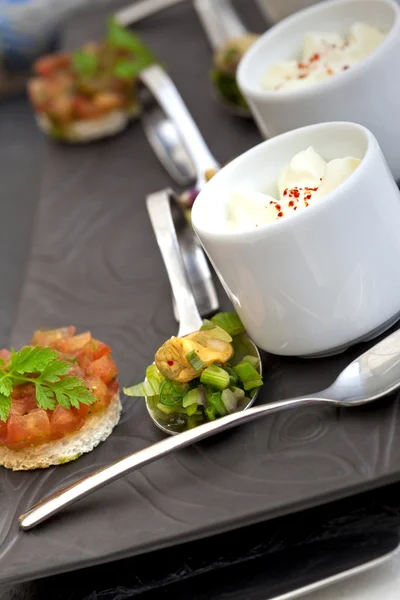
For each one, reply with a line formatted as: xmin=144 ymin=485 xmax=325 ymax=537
xmin=310 ymin=53 xmax=320 ymax=62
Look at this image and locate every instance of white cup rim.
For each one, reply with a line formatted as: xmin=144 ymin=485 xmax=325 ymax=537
xmin=192 ymin=122 xmax=376 ymax=240
xmin=237 ymin=0 xmax=400 ymax=102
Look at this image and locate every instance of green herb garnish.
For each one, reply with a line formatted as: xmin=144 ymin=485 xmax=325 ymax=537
xmin=107 ymin=17 xmax=157 ymax=78
xmin=0 ymin=346 xmax=97 ymax=422
xmin=72 ymin=50 xmax=98 ymax=77
xmin=186 ymin=350 xmax=206 ymax=372
xmin=211 ymin=312 xmax=246 ymax=337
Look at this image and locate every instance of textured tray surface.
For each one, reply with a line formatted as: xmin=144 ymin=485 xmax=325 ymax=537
xmin=1 ymin=0 xmax=400 ymax=588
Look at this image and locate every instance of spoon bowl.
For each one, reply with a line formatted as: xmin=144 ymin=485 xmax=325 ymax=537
xmin=145 ymin=189 xmax=262 ymax=435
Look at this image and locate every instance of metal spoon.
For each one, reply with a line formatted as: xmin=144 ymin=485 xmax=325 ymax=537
xmin=140 ymin=64 xmax=220 ymax=191
xmin=19 ymin=280 xmax=400 ymax=529
xmin=193 ymin=0 xmax=255 ymax=118
xmin=139 ymin=64 xmax=220 ymax=320
xmin=145 ymin=188 xmax=261 ymax=435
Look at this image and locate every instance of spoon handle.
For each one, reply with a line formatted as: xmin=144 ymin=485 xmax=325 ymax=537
xmin=194 ymin=0 xmax=248 ymax=51
xmin=19 ymin=395 xmax=333 ymax=530
xmin=147 ymin=189 xmax=203 ymax=336
xmin=140 ymin=64 xmax=219 ymax=188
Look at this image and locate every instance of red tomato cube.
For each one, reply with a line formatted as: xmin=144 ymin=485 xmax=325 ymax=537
xmin=87 ymin=355 xmax=118 ymax=384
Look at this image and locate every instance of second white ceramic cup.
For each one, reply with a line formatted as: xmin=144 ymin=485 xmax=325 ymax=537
xmin=192 ymin=122 xmax=400 ymax=357
xmin=237 ymin=0 xmax=400 ymax=181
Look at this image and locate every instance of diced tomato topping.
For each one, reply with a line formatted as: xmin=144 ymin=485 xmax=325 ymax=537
xmin=72 ymin=97 xmax=104 ymax=120
xmin=50 ymin=406 xmax=83 ymax=436
xmin=81 ymin=339 xmax=111 ymax=361
xmin=0 ymin=420 xmax=6 ymax=442
xmin=31 ymin=326 xmax=76 ymax=346
xmin=9 ymin=396 xmax=38 ymax=416
xmin=87 ymin=355 xmax=118 ymax=384
xmin=0 ymin=326 xmax=117 ymax=450
xmin=108 ymin=380 xmax=119 ymax=397
xmin=33 ymin=53 xmax=71 ymax=78
xmin=56 ymin=332 xmax=91 ymax=354
xmin=6 ymin=409 xmax=51 ymax=449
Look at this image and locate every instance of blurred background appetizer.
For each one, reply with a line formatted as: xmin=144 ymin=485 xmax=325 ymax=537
xmin=27 ymin=18 xmax=156 ymax=142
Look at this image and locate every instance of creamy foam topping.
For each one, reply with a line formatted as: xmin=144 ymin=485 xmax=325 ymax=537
xmin=261 ymin=22 xmax=386 ymax=92
xmin=227 ymin=147 xmax=360 ymax=231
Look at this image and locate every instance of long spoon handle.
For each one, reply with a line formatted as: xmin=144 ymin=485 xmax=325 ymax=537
xmin=140 ymin=64 xmax=219 ymax=188
xmin=147 ymin=189 xmax=203 ymax=336
xmin=19 ymin=395 xmax=333 ymax=530
xmin=194 ymin=0 xmax=248 ymax=50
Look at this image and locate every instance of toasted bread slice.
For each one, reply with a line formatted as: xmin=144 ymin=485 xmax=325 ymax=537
xmin=0 ymin=392 xmax=121 ymax=471
xmin=35 ymin=103 xmax=140 ymax=143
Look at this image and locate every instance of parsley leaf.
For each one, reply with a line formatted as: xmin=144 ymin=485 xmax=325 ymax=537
xmin=0 ymin=394 xmax=11 ymax=423
xmin=0 ymin=345 xmax=98 ymax=422
xmin=72 ymin=50 xmax=98 ymax=77
xmin=107 ymin=18 xmax=157 ymax=77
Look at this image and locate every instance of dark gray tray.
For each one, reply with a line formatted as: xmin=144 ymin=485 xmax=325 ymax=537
xmin=1 ymin=0 xmax=400 ymax=587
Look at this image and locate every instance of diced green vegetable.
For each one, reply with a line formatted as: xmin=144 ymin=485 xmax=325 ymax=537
xmin=242 ymin=355 xmax=261 ymax=370
xmin=207 ymin=391 xmax=228 ymax=417
xmin=186 ymin=403 xmax=198 ymax=417
xmin=146 ymin=364 xmax=165 ymax=390
xmin=156 ymin=403 xmax=186 ymax=415
xmin=200 ymin=319 xmax=215 ymax=331
xmin=233 ymin=360 xmax=263 ymax=391
xmin=159 ymin=380 xmax=189 ymax=406
xmin=223 ymin=365 xmax=240 ymax=387
xmin=124 ymin=380 xmax=158 ymax=397
xmin=211 ymin=312 xmax=246 ymax=336
xmin=200 ymin=320 xmax=233 ymax=342
xmin=200 ymin=364 xmax=230 ymax=390
xmin=222 ymin=387 xmax=245 ymax=413
xmin=182 ymin=388 xmax=200 ymax=408
xmin=186 ymin=350 xmax=206 ymax=372
xmin=211 ymin=69 xmax=249 ymax=109
xmin=205 ymin=406 xmax=216 ymax=421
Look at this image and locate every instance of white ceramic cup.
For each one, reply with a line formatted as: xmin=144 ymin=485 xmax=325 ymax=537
xmin=237 ymin=0 xmax=400 ymax=181
xmin=191 ymin=122 xmax=400 ymax=357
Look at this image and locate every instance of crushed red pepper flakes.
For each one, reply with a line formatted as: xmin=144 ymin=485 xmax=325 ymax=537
xmin=277 ymin=212 xmax=284 ymax=218
xmin=167 ymin=360 xmax=174 ymax=366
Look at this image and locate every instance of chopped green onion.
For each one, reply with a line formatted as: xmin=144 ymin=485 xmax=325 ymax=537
xmin=200 ymin=319 xmax=215 ymax=331
xmin=159 ymin=380 xmax=189 ymax=406
xmin=223 ymin=365 xmax=240 ymax=387
xmin=243 ymin=355 xmax=261 ymax=369
xmin=156 ymin=403 xmax=186 ymax=415
xmin=200 ymin=364 xmax=230 ymax=390
xmin=186 ymin=403 xmax=198 ymax=417
xmin=186 ymin=350 xmax=206 ymax=372
xmin=200 ymin=320 xmax=233 ymax=342
xmin=233 ymin=361 xmax=263 ymax=391
xmin=211 ymin=312 xmax=245 ymax=336
xmin=222 ymin=387 xmax=245 ymax=413
xmin=145 ymin=364 xmax=165 ymax=391
xmin=124 ymin=380 xmax=158 ymax=397
xmin=182 ymin=388 xmax=200 ymax=408
xmin=205 ymin=406 xmax=216 ymax=421
xmin=207 ymin=391 xmax=228 ymax=417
